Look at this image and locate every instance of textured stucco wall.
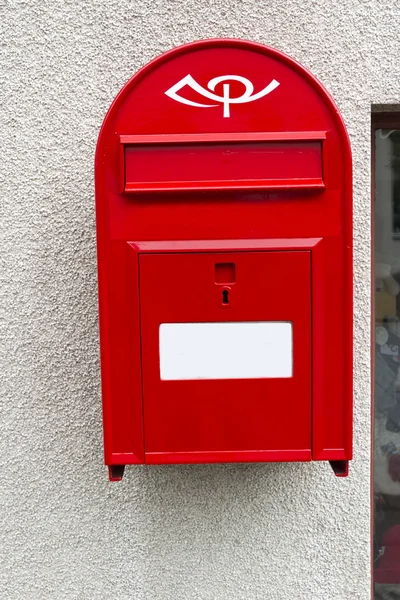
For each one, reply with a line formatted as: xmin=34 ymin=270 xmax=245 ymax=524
xmin=2 ymin=1 xmax=399 ymax=598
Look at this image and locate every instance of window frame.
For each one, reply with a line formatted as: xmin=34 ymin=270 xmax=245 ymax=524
xmin=372 ymin=112 xmax=400 ymax=599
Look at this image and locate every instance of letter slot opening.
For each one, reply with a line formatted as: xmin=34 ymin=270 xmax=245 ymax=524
xmin=121 ymin=132 xmax=325 ymax=193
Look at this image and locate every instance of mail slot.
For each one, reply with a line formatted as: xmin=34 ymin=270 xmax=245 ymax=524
xmin=95 ymin=39 xmax=353 ymax=481
xmin=122 ymin=133 xmax=324 ymax=192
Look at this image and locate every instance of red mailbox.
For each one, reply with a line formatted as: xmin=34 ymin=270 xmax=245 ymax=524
xmin=95 ymin=39 xmax=352 ymax=481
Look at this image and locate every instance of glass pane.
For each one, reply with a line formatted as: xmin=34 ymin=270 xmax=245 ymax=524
xmin=374 ymin=128 xmax=400 ymax=599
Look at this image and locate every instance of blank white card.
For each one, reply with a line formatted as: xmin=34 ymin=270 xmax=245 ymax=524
xmin=159 ymin=321 xmax=293 ymax=381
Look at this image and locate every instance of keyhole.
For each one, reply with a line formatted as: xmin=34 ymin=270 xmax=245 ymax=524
xmin=222 ymin=289 xmax=229 ymax=305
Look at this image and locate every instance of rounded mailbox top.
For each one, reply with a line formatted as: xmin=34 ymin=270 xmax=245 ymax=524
xmin=96 ymin=38 xmax=351 ymax=148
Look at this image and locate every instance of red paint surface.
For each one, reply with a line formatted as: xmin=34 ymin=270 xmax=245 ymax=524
xmin=124 ymin=139 xmax=323 ymax=192
xmin=140 ymin=250 xmax=311 ymax=454
xmin=95 ymin=39 xmax=352 ymax=477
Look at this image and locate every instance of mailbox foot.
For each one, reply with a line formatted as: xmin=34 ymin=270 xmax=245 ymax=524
xmin=329 ymin=460 xmax=348 ymax=477
xmin=108 ymin=465 xmax=125 ymax=481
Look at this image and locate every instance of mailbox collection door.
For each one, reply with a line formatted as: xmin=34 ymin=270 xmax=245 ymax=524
xmin=139 ymin=250 xmax=312 ymax=463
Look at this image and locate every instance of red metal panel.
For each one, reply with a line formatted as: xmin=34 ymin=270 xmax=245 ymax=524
xmin=145 ymin=449 xmax=311 ymax=464
xmin=120 ymin=132 xmax=327 ymax=144
xmin=124 ymin=140 xmax=323 ymax=192
xmin=108 ymin=187 xmax=341 ymax=243
xmin=139 ymin=250 xmax=311 ymax=457
xmin=129 ymin=239 xmax=322 ymax=252
xmin=98 ymin=242 xmax=144 ymax=464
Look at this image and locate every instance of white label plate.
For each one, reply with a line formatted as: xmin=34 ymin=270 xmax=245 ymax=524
xmin=159 ymin=321 xmax=293 ymax=381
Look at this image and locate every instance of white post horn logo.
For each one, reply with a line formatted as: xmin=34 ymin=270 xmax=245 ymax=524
xmin=165 ymin=74 xmax=280 ymax=118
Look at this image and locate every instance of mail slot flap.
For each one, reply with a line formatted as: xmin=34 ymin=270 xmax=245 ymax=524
xmin=121 ymin=132 xmax=326 ymax=193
